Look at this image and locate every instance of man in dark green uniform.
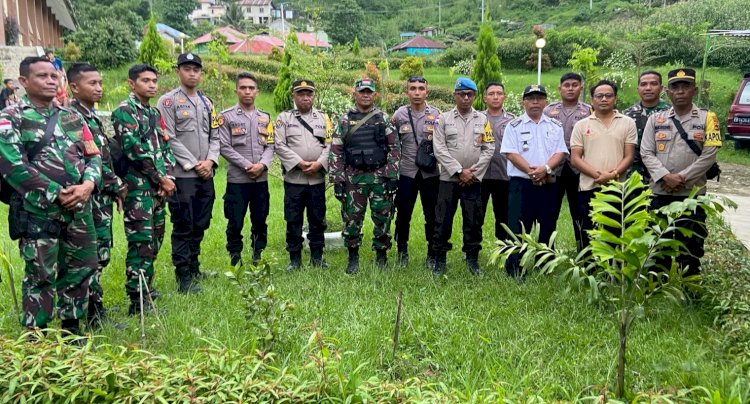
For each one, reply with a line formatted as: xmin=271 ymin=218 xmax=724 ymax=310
xmin=112 ymin=64 xmax=176 ymax=316
xmin=0 ymin=56 xmax=101 ymax=336
xmin=623 ymin=70 xmax=670 ymax=180
xmin=67 ymin=62 xmax=127 ymax=328
xmin=329 ymin=78 xmax=400 ymax=274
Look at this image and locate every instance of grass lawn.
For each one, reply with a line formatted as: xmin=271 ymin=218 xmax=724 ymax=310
xmin=0 ymin=157 xmax=744 ymax=399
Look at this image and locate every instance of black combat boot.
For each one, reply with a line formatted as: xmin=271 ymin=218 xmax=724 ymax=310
xmin=376 ymin=249 xmax=388 ymax=269
xmin=425 ymin=250 xmax=436 ymax=271
xmin=128 ymin=293 xmax=154 ymax=316
xmin=310 ymin=249 xmax=328 ymax=268
xmin=432 ymin=254 xmax=447 ymax=276
xmin=230 ymin=253 xmax=243 ymax=267
xmin=397 ymin=246 xmax=409 ymax=266
xmin=61 ymin=319 xmax=86 ymax=346
xmin=466 ymin=253 xmax=483 ymax=277
xmin=177 ymin=272 xmax=202 ymax=294
xmin=86 ymin=300 xmax=106 ymax=330
xmin=346 ymin=248 xmax=359 ymax=275
xmin=252 ymin=249 xmax=263 ymax=266
xmin=286 ymin=250 xmax=302 ymax=272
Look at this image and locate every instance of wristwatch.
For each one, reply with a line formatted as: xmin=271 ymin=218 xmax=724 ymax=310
xmin=545 ymin=164 xmax=553 ymax=175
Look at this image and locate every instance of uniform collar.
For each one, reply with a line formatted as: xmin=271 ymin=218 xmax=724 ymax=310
xmin=588 ymin=110 xmax=623 ymax=121
xmin=20 ymin=95 xmax=59 ymax=115
xmin=452 ymin=107 xmax=476 ymax=117
xmin=521 ymin=112 xmax=550 ymax=124
xmin=70 ymin=99 xmax=95 ymax=118
xmin=128 ymin=92 xmax=150 ymax=110
xmin=667 ymin=104 xmax=699 ymax=117
xmin=293 ymin=108 xmax=317 ymax=117
xmin=235 ymin=104 xmax=256 ymax=115
xmin=484 ymin=108 xmax=510 ymax=118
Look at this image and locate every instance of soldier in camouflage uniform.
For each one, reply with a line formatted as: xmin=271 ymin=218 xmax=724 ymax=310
xmin=0 ymin=57 xmax=101 ymax=335
xmin=111 ymin=64 xmax=176 ymax=316
xmin=623 ymin=70 xmax=670 ymax=180
xmin=329 ymin=78 xmax=400 ymax=274
xmin=67 ymin=62 xmax=128 ymax=328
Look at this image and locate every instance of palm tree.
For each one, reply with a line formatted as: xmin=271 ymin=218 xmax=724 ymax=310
xmin=221 ymin=0 xmax=246 ymax=31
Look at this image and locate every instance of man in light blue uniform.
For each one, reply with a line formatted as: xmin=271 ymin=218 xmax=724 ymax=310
xmin=501 ymin=85 xmax=568 ymax=278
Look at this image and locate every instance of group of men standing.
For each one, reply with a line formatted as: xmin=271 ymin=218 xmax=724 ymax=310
xmin=0 ymin=51 xmax=721 ymax=336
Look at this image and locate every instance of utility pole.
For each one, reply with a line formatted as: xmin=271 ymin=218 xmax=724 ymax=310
xmin=438 ymin=0 xmax=441 ymax=34
xmin=481 ymin=0 xmax=485 ymax=22
xmin=590 ymin=0 xmax=593 ymax=10
xmin=281 ymin=3 xmax=285 ymax=33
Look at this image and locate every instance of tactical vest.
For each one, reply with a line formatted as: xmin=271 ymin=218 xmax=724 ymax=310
xmin=344 ymin=110 xmax=387 ymax=170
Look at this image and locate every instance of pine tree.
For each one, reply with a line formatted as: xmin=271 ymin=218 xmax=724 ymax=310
xmin=139 ymin=14 xmax=170 ymax=67
xmin=273 ymin=32 xmax=299 ymax=113
xmin=471 ymin=19 xmax=504 ymax=110
xmin=352 ymin=37 xmax=361 ymax=56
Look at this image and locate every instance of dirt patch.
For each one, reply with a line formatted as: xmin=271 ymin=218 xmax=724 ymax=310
xmin=707 ymin=162 xmax=750 ymax=197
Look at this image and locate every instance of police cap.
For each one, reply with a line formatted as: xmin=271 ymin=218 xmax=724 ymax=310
xmin=177 ymin=53 xmax=202 ymax=68
xmin=667 ymin=68 xmax=696 ymax=85
xmin=292 ymin=79 xmax=315 ymax=93
xmin=522 ymin=84 xmax=547 ymax=98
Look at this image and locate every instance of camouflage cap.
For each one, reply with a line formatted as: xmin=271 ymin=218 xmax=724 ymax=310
xmin=354 ymin=78 xmax=376 ymax=92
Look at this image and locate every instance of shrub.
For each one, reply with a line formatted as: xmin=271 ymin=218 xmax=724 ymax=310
xmin=438 ymin=41 xmax=477 ymax=67
xmin=472 ymin=20 xmax=504 ymax=110
xmin=230 ymin=56 xmax=282 ymax=75
xmin=450 ymin=59 xmax=473 ymax=76
xmin=4 ymin=16 xmax=19 ymax=46
xmin=139 ymin=14 xmax=170 ymax=67
xmin=268 ymin=47 xmax=283 ymax=62
xmin=62 ymin=41 xmax=81 ymax=62
xmin=398 ymin=56 xmax=424 ymax=80
xmin=69 ymin=18 xmax=137 ymax=69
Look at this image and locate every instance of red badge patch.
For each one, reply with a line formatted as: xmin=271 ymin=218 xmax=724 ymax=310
xmin=693 ymin=132 xmax=704 ymax=142
xmin=655 ymin=117 xmax=667 ymax=124
xmin=81 ymin=124 xmax=101 ymax=156
xmin=162 ymin=98 xmax=173 ymax=108
xmin=0 ymin=119 xmax=12 ymax=131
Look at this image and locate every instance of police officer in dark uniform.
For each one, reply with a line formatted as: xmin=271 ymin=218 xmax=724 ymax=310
xmin=391 ymin=76 xmax=441 ymax=267
xmin=219 ymin=72 xmax=275 ymax=267
xmin=158 ymin=53 xmax=220 ymax=293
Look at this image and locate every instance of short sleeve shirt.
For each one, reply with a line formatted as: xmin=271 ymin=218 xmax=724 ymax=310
xmin=500 ymin=113 xmax=568 ymax=179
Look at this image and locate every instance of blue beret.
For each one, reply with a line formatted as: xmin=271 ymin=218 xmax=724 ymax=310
xmin=454 ymin=77 xmax=477 ymax=92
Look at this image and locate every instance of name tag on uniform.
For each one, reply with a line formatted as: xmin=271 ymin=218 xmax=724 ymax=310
xmin=231 ymin=127 xmax=246 ymax=136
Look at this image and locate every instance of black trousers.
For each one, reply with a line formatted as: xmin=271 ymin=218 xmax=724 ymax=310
xmin=481 ymin=178 xmax=510 ymax=240
xmin=224 ymin=182 xmax=269 ymax=256
xmin=576 ymin=189 xmax=597 ymax=251
xmin=555 ymin=162 xmax=583 ymax=246
xmin=433 ymin=181 xmax=483 ymax=256
xmin=284 ymin=182 xmax=326 ymax=253
xmin=506 ymin=177 xmax=558 ymax=276
xmin=651 ymin=194 xmax=707 ymax=276
xmin=168 ymin=177 xmax=215 ymax=278
xmin=394 ymin=172 xmax=439 ymax=253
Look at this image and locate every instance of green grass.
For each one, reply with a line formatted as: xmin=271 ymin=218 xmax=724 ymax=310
xmin=0 ymin=158 xmax=745 ymax=398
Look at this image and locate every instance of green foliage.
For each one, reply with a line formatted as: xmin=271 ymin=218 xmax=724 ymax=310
xmin=221 ymin=0 xmax=246 ymax=30
xmin=491 ymin=173 xmax=733 ymax=397
xmin=3 ymin=16 xmax=19 ymax=46
xmin=268 ymin=47 xmax=283 ymax=62
xmin=273 ymin=33 xmax=299 ymax=113
xmin=225 ymin=259 xmax=295 ymax=350
xmin=71 ymin=0 xmax=146 ymax=38
xmin=154 ymin=0 xmax=194 ymax=35
xmin=229 ymin=56 xmax=282 ymax=75
xmin=601 ymin=49 xmax=635 ymax=94
xmin=322 ymin=0 xmax=368 ymax=45
xmin=567 ymin=45 xmax=599 ymax=99
xmin=398 ymin=56 xmax=424 ymax=80
xmin=315 ymin=89 xmax=352 ymax=122
xmin=352 ymin=37 xmax=361 ymax=57
xmin=62 ymin=41 xmax=81 ymax=62
xmin=0 ymin=331 xmax=448 ymax=401
xmin=438 ymin=41 xmax=477 ymax=68
xmin=703 ymin=217 xmax=750 ymax=365
xmin=68 ymin=18 xmax=137 ymax=69
xmin=139 ymin=15 xmax=171 ymax=68
xmin=450 ymin=59 xmax=473 ymax=77
xmin=472 ymin=20 xmax=504 ymax=110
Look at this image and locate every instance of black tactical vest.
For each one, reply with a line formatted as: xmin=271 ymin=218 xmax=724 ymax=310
xmin=344 ymin=110 xmax=388 ymax=170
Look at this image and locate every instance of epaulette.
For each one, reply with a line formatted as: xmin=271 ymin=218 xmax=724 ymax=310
xmin=257 ymin=108 xmax=271 ymax=118
xmin=549 ymin=117 xmax=563 ymax=127
xmin=220 ymin=106 xmax=234 ymax=115
xmin=509 ymin=118 xmax=522 ymax=127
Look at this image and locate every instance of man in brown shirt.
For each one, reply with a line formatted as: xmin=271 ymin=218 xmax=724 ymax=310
xmin=570 ymin=80 xmax=636 ymax=251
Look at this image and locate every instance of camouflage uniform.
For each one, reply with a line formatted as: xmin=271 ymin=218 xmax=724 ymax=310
xmin=70 ymin=99 xmax=126 ymax=311
xmin=0 ymin=96 xmax=101 ymax=328
xmin=623 ymin=100 xmax=670 ymax=179
xmin=111 ymin=93 xmax=175 ymax=297
xmin=329 ymin=107 xmax=400 ymax=251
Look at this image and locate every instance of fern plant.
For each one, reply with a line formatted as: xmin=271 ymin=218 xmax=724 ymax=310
xmin=491 ymin=173 xmax=733 ymax=398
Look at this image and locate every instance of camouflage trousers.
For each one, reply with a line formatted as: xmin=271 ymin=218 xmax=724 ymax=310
xmin=123 ymin=190 xmax=166 ymax=296
xmin=340 ymin=182 xmax=394 ymax=250
xmin=20 ymin=207 xmax=96 ymax=328
xmin=90 ymin=192 xmax=114 ymax=305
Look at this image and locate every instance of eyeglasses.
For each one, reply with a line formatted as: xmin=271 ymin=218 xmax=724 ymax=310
xmin=455 ymin=91 xmax=475 ymax=98
xmin=408 ymin=76 xmax=427 ymax=83
xmin=593 ymin=93 xmax=615 ymax=100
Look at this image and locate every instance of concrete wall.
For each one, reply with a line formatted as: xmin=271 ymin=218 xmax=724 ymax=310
xmin=0 ymin=45 xmax=43 ymax=95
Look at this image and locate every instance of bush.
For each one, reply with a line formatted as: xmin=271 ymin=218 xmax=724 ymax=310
xmin=498 ymin=37 xmax=533 ymax=70
xmin=451 ymin=59 xmax=473 ymax=76
xmin=398 ymin=56 xmax=424 ymax=80
xmin=230 ymin=56 xmax=282 ymax=75
xmin=62 ymin=41 xmax=81 ymax=62
xmin=438 ymin=41 xmax=477 ymax=67
xmin=0 ymin=332 xmax=448 ymax=402
xmin=139 ymin=14 xmax=170 ymax=67
xmin=69 ymin=18 xmax=137 ymax=69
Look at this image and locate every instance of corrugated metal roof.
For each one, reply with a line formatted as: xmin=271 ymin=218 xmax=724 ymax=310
xmin=390 ymin=35 xmax=447 ymax=51
xmin=47 ymin=0 xmax=77 ymax=30
xmin=238 ymin=0 xmax=273 ymax=6
xmin=193 ymin=26 xmax=247 ymax=45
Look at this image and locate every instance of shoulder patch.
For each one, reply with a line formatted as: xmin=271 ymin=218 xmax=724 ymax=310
xmin=161 ymin=97 xmax=173 ymax=108
xmin=216 ymin=114 xmax=225 ymax=127
xmin=704 ymin=111 xmax=722 ymax=147
xmin=509 ymin=118 xmax=522 ymax=127
xmin=549 ymin=118 xmax=562 ymax=127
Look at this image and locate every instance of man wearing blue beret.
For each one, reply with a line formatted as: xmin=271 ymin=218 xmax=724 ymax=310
xmin=431 ymin=77 xmax=495 ymax=276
